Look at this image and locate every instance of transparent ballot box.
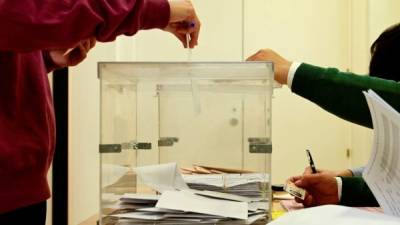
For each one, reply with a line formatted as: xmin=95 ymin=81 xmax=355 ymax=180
xmin=99 ymin=62 xmax=274 ymax=225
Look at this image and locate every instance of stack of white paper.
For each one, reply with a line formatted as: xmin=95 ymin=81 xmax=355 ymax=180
xmin=156 ymin=190 xmax=248 ymax=220
xmin=363 ymin=90 xmax=400 ymax=216
xmin=110 ymin=190 xmax=267 ymax=224
xmin=183 ymin=173 xmax=269 ymax=198
xmin=105 ymin=163 xmax=269 ymax=224
xmin=135 ymin=163 xmax=189 ymax=193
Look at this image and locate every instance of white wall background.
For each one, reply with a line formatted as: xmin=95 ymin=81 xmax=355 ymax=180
xmin=64 ymin=1 xmax=400 ymax=224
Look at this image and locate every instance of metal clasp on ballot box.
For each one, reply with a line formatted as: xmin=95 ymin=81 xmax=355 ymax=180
xmin=248 ymin=138 xmax=272 ymax=153
xmin=99 ymin=137 xmax=179 ymax=153
xmin=99 ymin=141 xmax=151 ymax=153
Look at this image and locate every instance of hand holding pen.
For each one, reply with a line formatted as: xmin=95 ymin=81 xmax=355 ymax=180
xmin=286 ymin=150 xmax=340 ymax=206
xmin=303 ymin=150 xmax=352 ymax=177
xmin=306 ymin=149 xmax=317 ymax=174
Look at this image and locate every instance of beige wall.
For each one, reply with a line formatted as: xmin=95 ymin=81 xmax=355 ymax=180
xmin=69 ymin=43 xmax=116 ymax=225
xmin=248 ymin=0 xmax=351 ymax=181
xmin=67 ymin=1 xmax=400 ymax=224
xmin=349 ymin=0 xmax=400 ymax=169
xmin=133 ymin=0 xmax=352 ymax=182
xmin=369 ymin=0 xmax=400 ymax=43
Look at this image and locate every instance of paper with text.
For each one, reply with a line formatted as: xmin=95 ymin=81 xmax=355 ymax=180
xmin=363 ymin=90 xmax=400 ymax=216
xmin=269 ymin=205 xmax=400 ymax=225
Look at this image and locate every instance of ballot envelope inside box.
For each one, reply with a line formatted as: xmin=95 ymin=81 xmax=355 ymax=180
xmin=98 ymin=62 xmax=274 ymax=225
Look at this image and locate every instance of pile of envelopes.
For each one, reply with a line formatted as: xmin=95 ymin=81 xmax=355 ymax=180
xmin=105 ymin=163 xmax=270 ymax=224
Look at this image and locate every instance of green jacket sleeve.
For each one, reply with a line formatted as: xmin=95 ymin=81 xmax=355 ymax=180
xmin=340 ymin=177 xmax=379 ymax=207
xmin=292 ymin=63 xmax=400 ymax=128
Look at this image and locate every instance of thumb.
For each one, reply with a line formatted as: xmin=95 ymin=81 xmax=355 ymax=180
xmin=294 ymin=174 xmax=320 ymax=188
xmin=303 ymin=166 xmax=314 ymax=175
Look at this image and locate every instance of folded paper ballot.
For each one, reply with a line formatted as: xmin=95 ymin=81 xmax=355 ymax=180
xmin=190 ymin=189 xmax=255 ymax=202
xmin=112 ymin=211 xmax=225 ymax=221
xmin=183 ymin=173 xmax=268 ymax=198
xmin=248 ymin=202 xmax=269 ymax=212
xmin=115 ymin=189 xmax=268 ymax=224
xmin=112 ymin=212 xmax=167 ymax=221
xmin=181 ymin=165 xmax=255 ymax=174
xmin=117 ymin=163 xmax=269 ymax=224
xmin=135 ymin=207 xmax=183 ymax=213
xmin=135 ymin=163 xmax=189 ymax=193
xmin=120 ymin=193 xmax=159 ymax=204
xmin=155 ymin=190 xmax=249 ymax=220
xmin=116 ymin=218 xmax=218 ymax=224
xmin=183 ymin=173 xmax=268 ymax=188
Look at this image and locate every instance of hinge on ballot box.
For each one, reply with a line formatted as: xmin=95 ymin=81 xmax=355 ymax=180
xmin=248 ymin=138 xmax=272 ymax=153
xmin=99 ymin=141 xmax=152 ymax=153
xmin=158 ymin=137 xmax=179 ymax=147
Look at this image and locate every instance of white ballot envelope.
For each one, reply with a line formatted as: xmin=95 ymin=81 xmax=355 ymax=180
xmin=135 ymin=163 xmax=189 ymax=193
xmin=156 ymin=190 xmax=248 ymax=220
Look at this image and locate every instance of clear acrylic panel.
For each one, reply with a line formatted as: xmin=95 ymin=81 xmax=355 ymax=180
xmin=99 ymin=62 xmax=274 ymax=225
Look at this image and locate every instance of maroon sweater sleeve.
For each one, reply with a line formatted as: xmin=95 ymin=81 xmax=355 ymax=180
xmin=0 ymin=0 xmax=170 ymax=51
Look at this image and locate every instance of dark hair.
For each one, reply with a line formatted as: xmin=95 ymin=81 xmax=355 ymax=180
xmin=369 ymin=23 xmax=400 ymax=81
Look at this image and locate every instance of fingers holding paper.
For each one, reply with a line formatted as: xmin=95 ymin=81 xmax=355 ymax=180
xmin=288 ymin=174 xmax=340 ymax=207
xmin=165 ymin=0 xmax=201 ymax=48
xmin=246 ymin=49 xmax=292 ymax=85
xmin=49 ymin=37 xmax=96 ymax=67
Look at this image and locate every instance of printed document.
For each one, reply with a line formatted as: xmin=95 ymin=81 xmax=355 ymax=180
xmin=363 ymin=90 xmax=400 ymax=216
xmin=269 ymin=205 xmax=400 ymax=225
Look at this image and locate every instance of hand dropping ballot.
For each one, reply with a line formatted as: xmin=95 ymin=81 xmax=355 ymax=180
xmin=284 ymin=180 xmax=306 ymax=200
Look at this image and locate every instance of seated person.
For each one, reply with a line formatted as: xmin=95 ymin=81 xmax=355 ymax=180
xmin=307 ymin=22 xmax=400 ymax=180
xmin=246 ymin=23 xmax=400 ymax=207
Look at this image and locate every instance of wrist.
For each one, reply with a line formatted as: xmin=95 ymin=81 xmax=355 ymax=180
xmin=337 ymin=169 xmax=354 ymax=177
xmin=334 ymin=177 xmax=342 ymax=202
xmin=275 ymin=61 xmax=292 ymax=85
xmin=286 ymin=61 xmax=301 ymax=88
xmin=284 ymin=61 xmax=292 ymax=83
xmin=168 ymin=0 xmax=193 ymax=23
xmin=43 ymin=50 xmax=63 ymax=73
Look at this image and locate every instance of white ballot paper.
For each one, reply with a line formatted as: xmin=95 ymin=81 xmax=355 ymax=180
xmin=363 ymin=90 xmax=400 ymax=216
xmin=135 ymin=163 xmax=189 ymax=193
xmin=269 ymin=205 xmax=400 ymax=225
xmin=120 ymin=193 xmax=160 ymax=203
xmin=183 ymin=173 xmax=268 ymax=188
xmin=156 ymin=190 xmax=248 ymax=220
xmin=189 ymin=189 xmax=254 ymax=203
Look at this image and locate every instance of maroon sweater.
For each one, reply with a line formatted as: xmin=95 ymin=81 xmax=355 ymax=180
xmin=0 ymin=0 xmax=170 ymax=213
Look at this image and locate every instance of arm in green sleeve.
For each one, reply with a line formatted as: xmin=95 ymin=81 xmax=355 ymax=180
xmin=340 ymin=177 xmax=379 ymax=207
xmin=291 ymin=63 xmax=400 ymax=128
